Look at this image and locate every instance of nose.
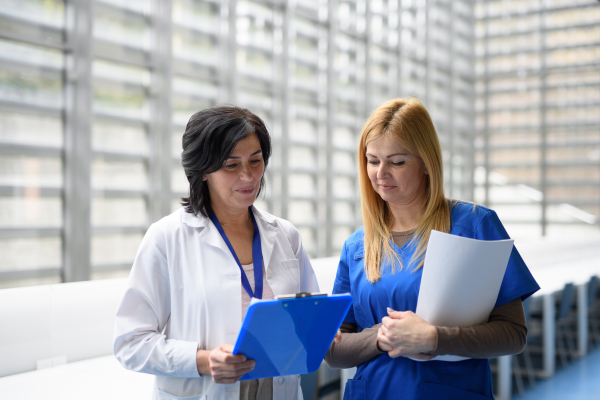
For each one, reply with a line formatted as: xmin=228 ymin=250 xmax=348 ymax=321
xmin=239 ymin=162 xmax=253 ymax=182
xmin=376 ymin=163 xmax=388 ymax=180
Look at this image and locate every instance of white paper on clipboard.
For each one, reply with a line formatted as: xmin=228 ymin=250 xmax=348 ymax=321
xmin=414 ymin=230 xmax=514 ymax=362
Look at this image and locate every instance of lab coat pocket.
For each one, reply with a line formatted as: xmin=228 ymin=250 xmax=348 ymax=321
xmin=343 ymin=379 xmax=367 ymax=400
xmin=281 ymin=259 xmax=300 ymax=290
xmin=156 ymin=389 xmax=207 ymax=400
xmin=419 ymin=382 xmax=493 ymax=400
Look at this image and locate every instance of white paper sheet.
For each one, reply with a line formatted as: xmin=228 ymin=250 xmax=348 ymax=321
xmin=414 ymin=230 xmax=514 ymax=362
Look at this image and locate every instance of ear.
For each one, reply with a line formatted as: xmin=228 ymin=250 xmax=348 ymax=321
xmin=202 ymin=175 xmax=208 ymax=181
xmin=424 ymin=168 xmax=429 ymax=175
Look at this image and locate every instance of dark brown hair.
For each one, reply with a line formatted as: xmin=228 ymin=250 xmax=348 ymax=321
xmin=180 ymin=105 xmax=271 ymax=216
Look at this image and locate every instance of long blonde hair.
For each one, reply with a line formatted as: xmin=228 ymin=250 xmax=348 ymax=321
xmin=358 ymin=98 xmax=453 ymax=283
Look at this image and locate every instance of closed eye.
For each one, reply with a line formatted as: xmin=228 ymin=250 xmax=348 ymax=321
xmin=392 ymin=161 xmax=405 ymax=166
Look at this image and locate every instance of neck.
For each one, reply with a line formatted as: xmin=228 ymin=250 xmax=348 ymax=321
xmin=210 ymin=202 xmax=251 ymax=227
xmin=388 ymin=189 xmax=427 ymax=232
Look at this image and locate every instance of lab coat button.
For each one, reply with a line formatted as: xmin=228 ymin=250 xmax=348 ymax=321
xmin=267 ymin=269 xmax=273 ymax=279
xmin=278 ymin=376 xmax=285 ymax=384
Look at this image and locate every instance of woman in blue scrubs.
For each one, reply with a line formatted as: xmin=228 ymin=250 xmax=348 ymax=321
xmin=325 ymin=98 xmax=540 ymax=400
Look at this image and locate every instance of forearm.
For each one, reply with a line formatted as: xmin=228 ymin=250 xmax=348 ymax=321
xmin=114 ymin=331 xmax=201 ymax=377
xmin=325 ymin=323 xmax=384 ymax=369
xmin=431 ymin=298 xmax=528 ymax=359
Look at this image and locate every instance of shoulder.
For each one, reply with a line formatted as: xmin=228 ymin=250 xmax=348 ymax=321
xmin=449 ymin=199 xmax=504 ymax=238
xmin=346 ymin=227 xmax=364 ymax=246
xmin=252 ymin=206 xmax=298 ymax=239
xmin=152 ymin=208 xmax=186 ymax=231
xmin=343 ymin=227 xmax=365 ymax=255
xmin=148 ymin=207 xmax=202 ymax=240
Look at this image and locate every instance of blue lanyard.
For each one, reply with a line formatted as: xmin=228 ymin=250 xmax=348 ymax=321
xmin=208 ymin=208 xmax=263 ymax=299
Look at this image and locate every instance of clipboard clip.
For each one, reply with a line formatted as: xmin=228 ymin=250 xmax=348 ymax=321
xmin=276 ymin=292 xmax=328 ymax=299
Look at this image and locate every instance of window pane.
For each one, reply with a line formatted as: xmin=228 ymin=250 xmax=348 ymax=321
xmin=0 ymin=65 xmax=62 ymax=107
xmin=333 ymin=177 xmax=355 ymax=200
xmin=92 ymin=158 xmax=148 ymax=191
xmin=172 ymin=165 xmax=188 ymax=194
xmin=93 ymin=81 xmax=149 ymax=120
xmin=289 ymin=174 xmax=315 ymax=197
xmin=333 ymin=201 xmax=355 ymax=225
xmin=0 ymin=155 xmax=62 ymax=187
xmin=0 ymin=196 xmax=62 ymax=227
xmin=92 ymin=120 xmax=149 ymax=155
xmin=288 ymin=200 xmax=315 ymax=225
xmin=0 ymin=111 xmax=62 ymax=147
xmin=0 ymin=38 xmax=63 ymax=69
xmin=0 ymin=236 xmax=62 ymax=271
xmin=0 ymin=0 xmax=65 ymax=27
xmin=91 ymin=233 xmax=143 ymax=266
xmin=91 ymin=197 xmax=147 ymax=226
xmin=94 ymin=3 xmax=151 ymax=50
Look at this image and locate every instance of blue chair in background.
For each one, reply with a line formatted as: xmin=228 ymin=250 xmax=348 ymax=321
xmin=555 ymin=283 xmax=577 ymax=368
xmin=515 ymin=296 xmax=537 ymax=390
xmin=588 ymin=276 xmax=600 ymax=349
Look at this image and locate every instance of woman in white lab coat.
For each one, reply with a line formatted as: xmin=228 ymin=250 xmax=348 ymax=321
xmin=114 ymin=105 xmax=319 ymax=400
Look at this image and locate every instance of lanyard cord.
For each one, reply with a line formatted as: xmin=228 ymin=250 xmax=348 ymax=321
xmin=207 ymin=207 xmax=264 ymax=299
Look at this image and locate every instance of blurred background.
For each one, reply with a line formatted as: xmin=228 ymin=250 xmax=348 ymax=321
xmin=0 ymin=0 xmax=598 ymax=290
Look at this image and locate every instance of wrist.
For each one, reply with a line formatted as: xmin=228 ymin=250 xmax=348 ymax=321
xmin=196 ymin=349 xmax=211 ymax=376
xmin=429 ymin=325 xmax=438 ymax=352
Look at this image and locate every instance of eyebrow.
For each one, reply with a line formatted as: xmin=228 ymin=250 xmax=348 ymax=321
xmin=365 ymin=152 xmax=408 ymax=158
xmin=227 ymin=150 xmax=263 ymax=159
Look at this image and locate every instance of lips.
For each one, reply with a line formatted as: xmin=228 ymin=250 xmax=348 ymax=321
xmin=237 ymin=187 xmax=256 ymax=194
xmin=378 ymin=184 xmax=396 ymax=191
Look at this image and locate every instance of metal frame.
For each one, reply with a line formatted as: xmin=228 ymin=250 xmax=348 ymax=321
xmin=475 ymin=0 xmax=600 ymax=234
xmin=1 ymin=0 xmax=480 ymax=285
xmin=63 ymin=0 xmax=93 ymax=282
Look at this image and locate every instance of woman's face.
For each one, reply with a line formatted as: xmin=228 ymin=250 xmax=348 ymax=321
xmin=204 ymin=133 xmax=265 ymax=213
xmin=365 ymin=135 xmax=428 ymax=207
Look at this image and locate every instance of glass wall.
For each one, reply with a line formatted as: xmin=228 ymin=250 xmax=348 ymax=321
xmin=475 ymin=0 xmax=600 ymax=238
xmin=0 ymin=0 xmax=476 ymax=288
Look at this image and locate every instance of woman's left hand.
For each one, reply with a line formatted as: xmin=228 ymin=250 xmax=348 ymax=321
xmin=377 ymin=308 xmax=437 ymax=359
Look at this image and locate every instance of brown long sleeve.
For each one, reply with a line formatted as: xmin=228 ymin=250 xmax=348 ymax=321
xmin=431 ymin=297 xmax=528 ymax=358
xmin=324 ymin=322 xmax=384 ymax=369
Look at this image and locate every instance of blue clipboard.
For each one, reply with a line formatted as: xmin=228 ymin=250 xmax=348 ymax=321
xmin=232 ymin=292 xmax=353 ymax=381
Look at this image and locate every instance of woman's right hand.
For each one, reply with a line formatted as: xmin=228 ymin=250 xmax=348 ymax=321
xmin=197 ymin=344 xmax=255 ymax=384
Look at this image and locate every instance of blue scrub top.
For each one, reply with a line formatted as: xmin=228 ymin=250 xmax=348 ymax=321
xmin=333 ymin=201 xmax=540 ymax=400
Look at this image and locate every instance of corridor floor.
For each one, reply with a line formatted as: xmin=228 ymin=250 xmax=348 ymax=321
xmin=516 ymin=347 xmax=600 ymax=400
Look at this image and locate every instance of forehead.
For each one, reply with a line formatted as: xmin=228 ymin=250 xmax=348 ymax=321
xmin=229 ymin=133 xmax=261 ymax=155
xmin=366 ymin=135 xmax=409 ymax=154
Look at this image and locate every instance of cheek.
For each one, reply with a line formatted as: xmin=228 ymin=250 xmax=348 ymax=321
xmin=254 ymin=163 xmax=265 ymax=180
xmin=366 ymin=166 xmax=377 ymax=181
xmin=207 ymin=172 xmax=234 ymax=195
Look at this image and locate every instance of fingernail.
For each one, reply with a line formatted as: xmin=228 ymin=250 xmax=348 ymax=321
xmin=387 ymin=307 xmax=395 ymax=313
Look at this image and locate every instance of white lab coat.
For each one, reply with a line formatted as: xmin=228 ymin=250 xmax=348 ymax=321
xmin=114 ymin=206 xmax=320 ymax=400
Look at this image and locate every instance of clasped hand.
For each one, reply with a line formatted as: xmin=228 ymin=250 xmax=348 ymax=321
xmin=377 ymin=308 xmax=437 ymax=360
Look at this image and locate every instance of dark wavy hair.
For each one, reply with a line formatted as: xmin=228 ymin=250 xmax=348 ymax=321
xmin=180 ymin=105 xmax=271 ymax=217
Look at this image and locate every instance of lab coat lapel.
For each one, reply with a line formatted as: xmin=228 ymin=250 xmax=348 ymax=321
xmin=252 ymin=206 xmax=278 ymax=269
